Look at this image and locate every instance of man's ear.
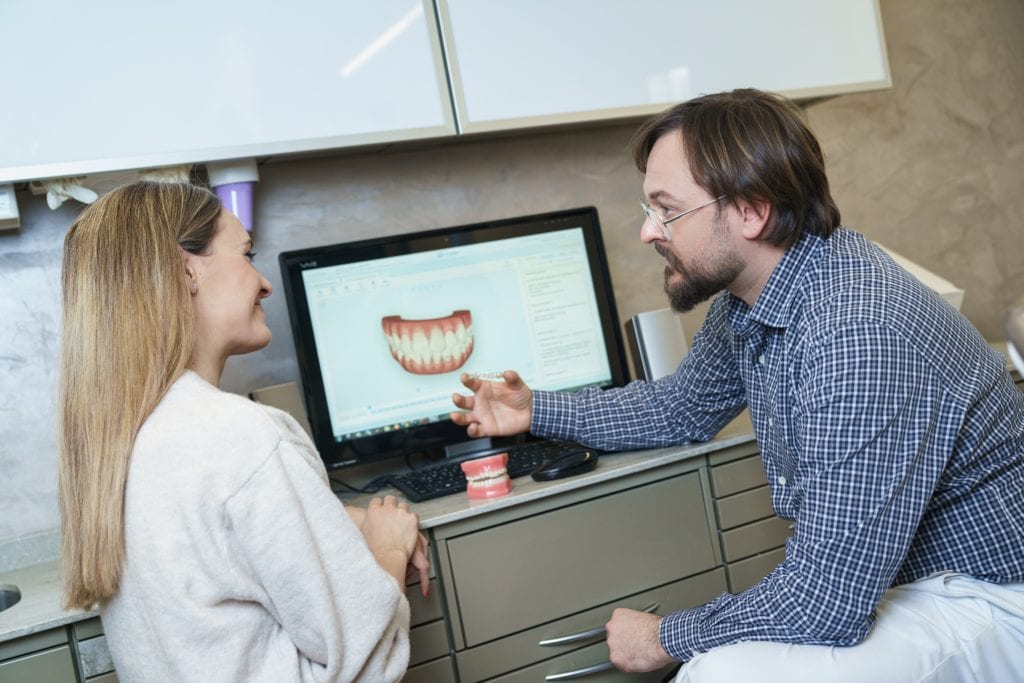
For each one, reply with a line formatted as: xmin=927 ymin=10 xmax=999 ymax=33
xmin=734 ymin=197 xmax=773 ymax=240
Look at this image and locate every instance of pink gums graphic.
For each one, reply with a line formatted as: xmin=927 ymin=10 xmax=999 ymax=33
xmin=381 ymin=310 xmax=474 ymax=375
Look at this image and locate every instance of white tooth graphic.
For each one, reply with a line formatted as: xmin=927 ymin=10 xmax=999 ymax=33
xmin=429 ymin=328 xmax=445 ymax=364
xmin=412 ymin=331 xmax=429 ymax=364
xmin=444 ymin=329 xmax=457 ymax=360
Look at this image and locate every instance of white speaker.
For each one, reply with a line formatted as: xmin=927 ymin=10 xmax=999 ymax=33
xmin=624 ymin=308 xmax=689 ymax=381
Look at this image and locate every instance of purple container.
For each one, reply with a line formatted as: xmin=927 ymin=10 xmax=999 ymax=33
xmin=214 ymin=181 xmax=255 ymax=231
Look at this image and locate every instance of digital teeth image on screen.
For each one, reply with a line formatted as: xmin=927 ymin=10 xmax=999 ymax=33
xmin=381 ymin=309 xmax=474 ymax=375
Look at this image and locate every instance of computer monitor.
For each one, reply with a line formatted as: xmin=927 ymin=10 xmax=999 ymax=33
xmin=278 ymin=207 xmax=628 ymax=471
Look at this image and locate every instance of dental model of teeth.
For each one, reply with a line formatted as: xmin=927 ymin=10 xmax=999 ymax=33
xmin=468 ymin=371 xmax=506 ymax=380
xmin=381 ymin=310 xmax=474 ymax=375
xmin=460 ymin=453 xmax=513 ymax=499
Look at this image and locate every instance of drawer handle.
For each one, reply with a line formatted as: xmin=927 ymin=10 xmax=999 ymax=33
xmin=538 ymin=602 xmax=659 ymax=646
xmin=544 ymin=660 xmax=615 ymax=681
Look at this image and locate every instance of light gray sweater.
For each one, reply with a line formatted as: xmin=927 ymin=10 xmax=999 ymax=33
xmin=102 ymin=371 xmax=410 ymax=682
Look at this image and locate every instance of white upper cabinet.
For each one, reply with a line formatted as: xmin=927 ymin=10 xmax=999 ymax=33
xmin=0 ymin=1 xmax=890 ymax=183
xmin=0 ymin=0 xmax=455 ymax=183
xmin=438 ymin=0 xmax=891 ymax=133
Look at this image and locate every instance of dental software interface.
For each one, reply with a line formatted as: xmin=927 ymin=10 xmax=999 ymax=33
xmin=301 ymin=227 xmax=614 ymax=443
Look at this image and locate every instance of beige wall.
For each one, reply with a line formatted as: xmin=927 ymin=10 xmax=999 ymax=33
xmin=2 ymin=0 xmax=1022 ymax=547
xmin=807 ymin=0 xmax=1024 ymax=341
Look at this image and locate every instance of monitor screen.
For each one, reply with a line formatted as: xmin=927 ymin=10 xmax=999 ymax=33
xmin=279 ymin=207 xmax=628 ymax=470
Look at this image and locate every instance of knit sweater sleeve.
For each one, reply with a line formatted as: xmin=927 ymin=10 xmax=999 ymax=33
xmin=223 ymin=433 xmax=411 ymax=683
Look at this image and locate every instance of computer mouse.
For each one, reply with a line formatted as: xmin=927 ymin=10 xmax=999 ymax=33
xmin=530 ymin=449 xmax=599 ymax=481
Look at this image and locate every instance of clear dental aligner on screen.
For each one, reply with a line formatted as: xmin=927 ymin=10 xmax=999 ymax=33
xmin=301 ymin=228 xmax=614 ymax=444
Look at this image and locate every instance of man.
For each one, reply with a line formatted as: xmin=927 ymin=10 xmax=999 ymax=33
xmin=450 ymin=89 xmax=1024 ymax=681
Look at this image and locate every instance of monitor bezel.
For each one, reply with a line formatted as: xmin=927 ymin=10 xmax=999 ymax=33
xmin=278 ymin=206 xmax=628 ymax=470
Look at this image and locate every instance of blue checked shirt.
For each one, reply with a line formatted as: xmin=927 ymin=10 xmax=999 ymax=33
xmin=531 ymin=228 xmax=1024 ymax=661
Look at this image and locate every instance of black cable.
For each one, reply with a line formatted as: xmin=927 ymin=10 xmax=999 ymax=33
xmin=328 ymin=473 xmax=391 ymax=495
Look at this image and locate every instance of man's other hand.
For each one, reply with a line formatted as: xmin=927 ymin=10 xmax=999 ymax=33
xmin=606 ymin=607 xmax=675 ymax=672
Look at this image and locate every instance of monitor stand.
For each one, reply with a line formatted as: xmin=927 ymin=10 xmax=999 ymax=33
xmin=444 ymin=437 xmax=494 ymax=460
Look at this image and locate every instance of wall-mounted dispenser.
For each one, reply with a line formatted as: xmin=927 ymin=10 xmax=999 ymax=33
xmin=207 ymin=159 xmax=258 ymax=231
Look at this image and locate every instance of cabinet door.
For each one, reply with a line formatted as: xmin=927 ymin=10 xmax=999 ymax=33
xmin=439 ymin=0 xmax=890 ymax=133
xmin=0 ymin=0 xmax=455 ymax=183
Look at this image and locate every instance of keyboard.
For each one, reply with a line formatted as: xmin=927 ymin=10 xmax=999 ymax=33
xmin=388 ymin=441 xmax=592 ymax=502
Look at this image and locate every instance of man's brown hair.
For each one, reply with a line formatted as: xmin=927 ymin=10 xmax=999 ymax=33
xmin=632 ymin=88 xmax=841 ymax=248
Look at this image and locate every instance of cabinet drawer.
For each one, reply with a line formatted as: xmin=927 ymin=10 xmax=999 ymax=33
xmin=709 ymin=455 xmax=768 ymax=497
xmin=444 ymin=472 xmax=717 ymax=646
xmin=86 ymin=673 xmax=119 ymax=683
xmin=0 ymin=644 xmax=77 ymax=683
xmin=401 ymin=655 xmax=455 ymax=683
xmin=486 ymin=639 xmax=674 ymax=683
xmin=720 ymin=517 xmax=792 ymax=562
xmin=73 ymin=618 xmax=105 ymax=641
xmin=408 ymin=578 xmax=443 ymax=627
xmin=727 ymin=548 xmax=786 ymax=594
xmin=0 ymin=628 xmax=67 ymax=661
xmin=78 ymin=634 xmax=115 ymax=678
xmin=455 ymin=568 xmax=727 ymax=682
xmin=409 ymin=620 xmax=449 ymax=667
xmin=714 ymin=485 xmax=773 ymax=530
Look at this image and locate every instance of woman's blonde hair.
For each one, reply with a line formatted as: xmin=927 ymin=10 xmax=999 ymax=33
xmin=59 ymin=181 xmax=220 ymax=610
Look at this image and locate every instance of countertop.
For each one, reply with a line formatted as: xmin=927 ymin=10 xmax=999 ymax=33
xmin=0 ymin=418 xmax=755 ymax=645
xmin=0 ymin=560 xmax=92 ymax=645
xmin=339 ymin=415 xmax=756 ymax=529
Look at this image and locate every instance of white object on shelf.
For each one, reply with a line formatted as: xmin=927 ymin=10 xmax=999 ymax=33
xmin=206 ymin=159 xmax=258 ymax=187
xmin=0 ymin=184 xmax=19 ymax=230
xmin=877 ymin=244 xmax=965 ymax=311
xmin=1007 ymin=341 xmax=1024 ymax=379
xmin=139 ymin=165 xmax=193 ymax=183
xmin=28 ymin=177 xmax=98 ymax=210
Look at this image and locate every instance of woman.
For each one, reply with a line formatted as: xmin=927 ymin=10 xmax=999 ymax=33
xmin=58 ymin=181 xmax=426 ymax=682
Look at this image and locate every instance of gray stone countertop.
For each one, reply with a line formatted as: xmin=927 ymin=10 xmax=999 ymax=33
xmin=0 ymin=560 xmax=94 ymax=644
xmin=0 ymin=418 xmax=755 ymax=645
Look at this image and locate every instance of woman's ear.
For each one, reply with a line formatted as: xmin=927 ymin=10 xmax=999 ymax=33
xmin=180 ymin=248 xmax=199 ymax=296
xmin=734 ymin=198 xmax=773 ymax=240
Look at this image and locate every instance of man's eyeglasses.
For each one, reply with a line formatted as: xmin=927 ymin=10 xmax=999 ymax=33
xmin=640 ymin=195 xmax=726 ymax=240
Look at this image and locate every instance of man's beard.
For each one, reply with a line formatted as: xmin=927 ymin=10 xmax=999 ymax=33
xmin=656 ymin=242 xmax=743 ymax=313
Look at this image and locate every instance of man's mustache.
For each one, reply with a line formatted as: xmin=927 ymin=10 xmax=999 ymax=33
xmin=655 ymin=243 xmax=684 ymax=272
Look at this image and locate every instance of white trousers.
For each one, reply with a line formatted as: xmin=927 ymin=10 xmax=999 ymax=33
xmin=675 ymin=573 xmax=1024 ymax=683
